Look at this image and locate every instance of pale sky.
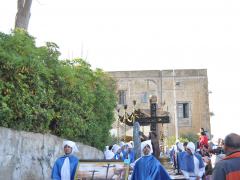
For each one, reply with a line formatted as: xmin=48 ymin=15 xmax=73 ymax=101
xmin=1 ymin=0 xmax=240 ymax=139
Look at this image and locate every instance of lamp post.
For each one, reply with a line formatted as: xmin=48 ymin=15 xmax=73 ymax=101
xmin=132 ymin=100 xmax=137 ymax=124
xmin=123 ymin=104 xmax=128 ymax=142
xmin=117 ymin=107 xmax=120 ymax=144
xmin=173 ymin=69 xmax=179 ymax=140
xmin=117 ymin=101 xmax=137 ymax=142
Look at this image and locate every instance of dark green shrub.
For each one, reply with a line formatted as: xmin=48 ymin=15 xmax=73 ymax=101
xmin=0 ymin=30 xmax=116 ymax=149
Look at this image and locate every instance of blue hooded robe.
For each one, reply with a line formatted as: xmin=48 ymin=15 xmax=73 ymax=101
xmin=180 ymin=152 xmax=204 ymax=173
xmin=131 ymin=155 xmax=171 ymax=180
xmin=122 ymin=150 xmax=135 ymax=163
xmin=177 ymin=151 xmax=186 ymax=170
xmin=51 ymin=155 xmax=79 ymax=180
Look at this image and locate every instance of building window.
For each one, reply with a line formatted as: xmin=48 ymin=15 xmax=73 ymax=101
xmin=141 ymin=92 xmax=148 ymax=103
xmin=177 ymin=102 xmax=191 ymax=127
xmin=177 ymin=102 xmax=189 ymax=119
xmin=118 ymin=90 xmax=126 ymax=105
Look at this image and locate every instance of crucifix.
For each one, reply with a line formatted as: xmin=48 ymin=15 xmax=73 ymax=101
xmin=118 ymin=96 xmax=170 ymax=159
xmin=134 ymin=95 xmax=170 ymax=159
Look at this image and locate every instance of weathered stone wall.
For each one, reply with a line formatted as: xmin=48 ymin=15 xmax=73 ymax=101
xmin=0 ymin=127 xmax=104 ymax=180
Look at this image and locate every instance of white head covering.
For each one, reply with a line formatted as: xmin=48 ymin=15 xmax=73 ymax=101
xmin=141 ymin=140 xmax=153 ymax=156
xmin=119 ymin=141 xmax=125 ymax=147
xmin=112 ymin=144 xmax=121 ymax=154
xmin=129 ymin=141 xmax=134 ymax=148
xmin=63 ymin=140 xmax=79 ymax=154
xmin=105 ymin=146 xmax=109 ymax=151
xmin=173 ymin=144 xmax=177 ymax=152
xmin=104 ymin=150 xmax=115 ymax=160
xmin=177 ymin=142 xmax=184 ymax=152
xmin=186 ymin=141 xmax=195 ymax=154
xmin=127 ymin=142 xmax=133 ymax=149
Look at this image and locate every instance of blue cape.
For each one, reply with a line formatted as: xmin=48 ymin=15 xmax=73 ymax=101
xmin=51 ymin=155 xmax=79 ymax=180
xmin=177 ymin=151 xmax=186 ymax=169
xmin=169 ymin=148 xmax=175 ymax=163
xmin=181 ymin=152 xmax=204 ymax=172
xmin=131 ymin=155 xmax=171 ymax=180
xmin=122 ymin=150 xmax=135 ymax=163
xmin=113 ymin=153 xmax=121 ymax=160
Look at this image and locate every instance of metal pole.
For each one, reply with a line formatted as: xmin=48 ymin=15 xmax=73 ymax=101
xmin=173 ymin=69 xmax=179 ymax=139
xmin=124 ymin=105 xmax=128 ymax=142
xmin=117 ymin=111 xmax=120 ymax=144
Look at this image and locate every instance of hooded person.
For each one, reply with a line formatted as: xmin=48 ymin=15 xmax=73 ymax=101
xmin=126 ymin=142 xmax=135 ymax=163
xmin=104 ymin=146 xmax=114 ymax=160
xmin=180 ymin=142 xmax=205 ymax=180
xmin=121 ymin=142 xmax=135 ymax=163
xmin=51 ymin=140 xmax=79 ymax=180
xmin=119 ymin=141 xmax=125 ymax=148
xmin=176 ymin=142 xmax=185 ymax=174
xmin=112 ymin=144 xmax=122 ymax=160
xmin=131 ymin=140 xmax=171 ymax=180
xmin=177 ymin=142 xmax=184 ymax=152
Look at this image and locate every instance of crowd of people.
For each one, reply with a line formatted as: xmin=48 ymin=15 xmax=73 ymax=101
xmin=104 ymin=140 xmax=171 ymax=180
xmin=169 ymin=130 xmax=240 ymax=180
xmin=51 ymin=130 xmax=240 ymax=180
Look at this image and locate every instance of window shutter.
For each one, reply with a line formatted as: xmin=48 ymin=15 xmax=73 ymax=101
xmin=177 ymin=103 xmax=183 ymax=118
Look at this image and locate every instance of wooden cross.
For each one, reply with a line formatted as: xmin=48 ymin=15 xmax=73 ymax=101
xmin=135 ymin=95 xmax=170 ymax=159
xmin=135 ymin=104 xmax=170 ymax=131
xmin=119 ymin=108 xmax=170 ymax=128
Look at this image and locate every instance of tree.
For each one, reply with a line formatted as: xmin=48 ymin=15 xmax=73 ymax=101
xmin=0 ymin=30 xmax=117 ymax=150
xmin=15 ymin=0 xmax=33 ymax=30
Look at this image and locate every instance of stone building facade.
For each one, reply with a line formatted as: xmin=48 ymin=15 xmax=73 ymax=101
xmin=108 ymin=69 xmax=211 ymax=140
